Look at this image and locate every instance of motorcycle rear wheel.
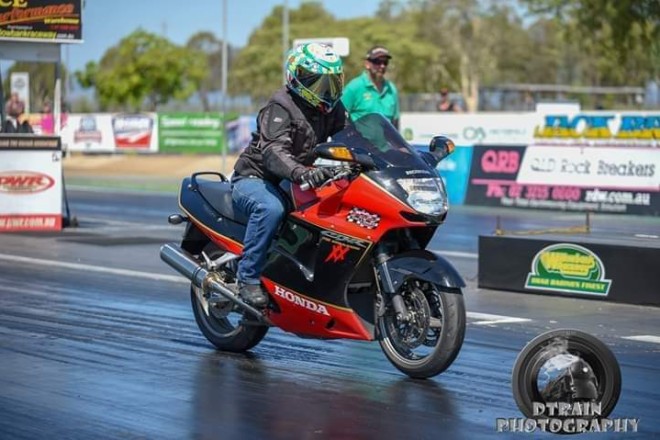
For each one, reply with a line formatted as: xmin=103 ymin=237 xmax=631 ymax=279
xmin=190 ymin=246 xmax=268 ymax=353
xmin=378 ymin=280 xmax=465 ymax=379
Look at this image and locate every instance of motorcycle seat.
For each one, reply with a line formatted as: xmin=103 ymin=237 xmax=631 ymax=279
xmin=197 ymin=180 xmax=249 ymax=225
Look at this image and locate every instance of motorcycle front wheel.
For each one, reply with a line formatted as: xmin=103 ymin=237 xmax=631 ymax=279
xmin=377 ymin=279 xmax=466 ymax=379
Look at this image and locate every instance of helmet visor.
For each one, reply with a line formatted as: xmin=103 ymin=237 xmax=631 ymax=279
xmin=297 ymin=69 xmax=344 ymax=105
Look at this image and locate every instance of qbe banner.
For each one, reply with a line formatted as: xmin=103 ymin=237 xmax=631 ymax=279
xmin=465 ymin=145 xmax=660 ymax=216
xmin=0 ymin=150 xmax=62 ymax=231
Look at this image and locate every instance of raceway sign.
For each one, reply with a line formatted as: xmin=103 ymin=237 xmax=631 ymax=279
xmin=525 ymin=244 xmax=612 ymax=296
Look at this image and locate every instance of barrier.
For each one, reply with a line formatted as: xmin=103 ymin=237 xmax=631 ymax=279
xmin=478 ymin=233 xmax=660 ymax=306
xmin=0 ymin=135 xmax=62 ymax=232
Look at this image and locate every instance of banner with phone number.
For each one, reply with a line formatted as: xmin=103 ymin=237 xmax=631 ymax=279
xmin=0 ymin=0 xmax=82 ymax=43
xmin=465 ymin=145 xmax=660 ymax=216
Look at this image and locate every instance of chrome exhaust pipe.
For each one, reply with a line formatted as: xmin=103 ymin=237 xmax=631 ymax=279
xmin=160 ymin=243 xmax=270 ymax=323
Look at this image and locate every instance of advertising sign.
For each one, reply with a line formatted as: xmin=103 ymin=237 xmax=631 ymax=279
xmin=401 ymin=112 xmax=535 ymax=146
xmin=10 ymin=72 xmax=29 ymax=113
xmin=0 ymin=135 xmax=62 ymax=232
xmin=465 ymin=145 xmax=660 ymax=216
xmin=525 ymin=243 xmax=612 ymax=296
xmin=112 ymin=113 xmax=154 ymax=150
xmin=0 ymin=0 xmax=83 ymax=43
xmin=533 ymin=111 xmax=659 ymax=147
xmin=60 ymin=113 xmax=158 ymax=153
xmin=158 ymin=112 xmax=224 ymax=154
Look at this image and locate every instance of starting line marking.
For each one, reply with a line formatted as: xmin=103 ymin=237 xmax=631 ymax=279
xmin=467 ymin=311 xmax=531 ymax=325
xmin=622 ymin=335 xmax=660 ymax=344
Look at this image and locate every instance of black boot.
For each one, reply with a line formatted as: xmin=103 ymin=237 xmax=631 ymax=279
xmin=238 ymin=283 xmax=269 ymax=308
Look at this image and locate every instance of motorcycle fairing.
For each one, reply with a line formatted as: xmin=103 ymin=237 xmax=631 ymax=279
xmin=384 ymin=249 xmax=466 ymax=289
xmin=262 ymin=217 xmax=373 ymax=306
xmin=261 ymin=278 xmax=373 ymax=340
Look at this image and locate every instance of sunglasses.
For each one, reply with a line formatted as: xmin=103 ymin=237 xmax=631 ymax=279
xmin=369 ymin=58 xmax=389 ymax=66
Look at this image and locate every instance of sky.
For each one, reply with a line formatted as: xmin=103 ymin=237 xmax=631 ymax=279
xmin=64 ymin=0 xmax=382 ymax=73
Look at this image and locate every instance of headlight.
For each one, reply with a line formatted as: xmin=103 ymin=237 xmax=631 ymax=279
xmin=397 ymin=177 xmax=448 ymax=216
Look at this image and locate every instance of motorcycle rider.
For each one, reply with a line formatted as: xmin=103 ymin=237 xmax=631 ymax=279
xmin=231 ymin=43 xmax=347 ymax=308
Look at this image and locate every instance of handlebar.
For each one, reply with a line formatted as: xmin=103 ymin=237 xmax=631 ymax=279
xmin=299 ymin=166 xmax=353 ymax=191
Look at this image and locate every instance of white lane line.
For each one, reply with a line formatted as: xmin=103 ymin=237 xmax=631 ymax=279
xmin=0 ymin=253 xmax=188 ymax=284
xmin=622 ymin=335 xmax=660 ymax=344
xmin=467 ymin=311 xmax=531 ymax=325
xmin=434 ymin=250 xmax=478 ymax=259
xmin=0 ymin=253 xmax=530 ymax=326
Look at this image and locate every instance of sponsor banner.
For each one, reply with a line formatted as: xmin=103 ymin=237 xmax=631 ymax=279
xmin=226 ymin=115 xmax=256 ymax=153
xmin=401 ymin=112 xmax=535 ymax=146
xmin=0 ymin=150 xmax=62 ymax=231
xmin=533 ymin=111 xmax=660 ymax=147
xmin=60 ymin=113 xmax=158 ymax=152
xmin=0 ymin=135 xmax=60 ymax=150
xmin=525 ymin=243 xmax=612 ymax=296
xmin=112 ymin=113 xmax=154 ymax=150
xmin=0 ymin=214 xmax=61 ymax=231
xmin=517 ymin=146 xmax=658 ymax=190
xmin=465 ymin=145 xmax=660 ymax=215
xmin=479 ymin=236 xmax=660 ymax=306
xmin=0 ymin=0 xmax=82 ymax=43
xmin=158 ymin=112 xmax=224 ymax=154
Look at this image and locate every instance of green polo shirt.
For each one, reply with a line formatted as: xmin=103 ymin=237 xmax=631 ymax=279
xmin=341 ymin=71 xmax=400 ymax=124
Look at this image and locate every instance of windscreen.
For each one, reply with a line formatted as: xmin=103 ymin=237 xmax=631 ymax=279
xmin=331 ymin=113 xmax=430 ymax=170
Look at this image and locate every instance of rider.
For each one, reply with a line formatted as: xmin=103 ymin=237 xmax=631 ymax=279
xmin=231 ymin=43 xmax=347 ymax=308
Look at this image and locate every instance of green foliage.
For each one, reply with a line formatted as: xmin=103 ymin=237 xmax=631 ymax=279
xmin=186 ymin=31 xmax=235 ymax=111
xmin=75 ymin=29 xmax=207 ymax=111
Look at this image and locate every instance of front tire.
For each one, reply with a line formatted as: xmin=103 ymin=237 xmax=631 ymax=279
xmin=378 ymin=280 xmax=466 ymax=379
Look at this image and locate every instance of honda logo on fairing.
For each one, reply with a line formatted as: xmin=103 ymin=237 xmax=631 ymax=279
xmin=0 ymin=171 xmax=55 ymax=193
xmin=274 ymin=285 xmax=330 ymax=316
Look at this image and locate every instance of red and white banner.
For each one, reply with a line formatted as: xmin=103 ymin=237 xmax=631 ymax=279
xmin=60 ymin=113 xmax=158 ymax=153
xmin=0 ymin=150 xmax=62 ymax=231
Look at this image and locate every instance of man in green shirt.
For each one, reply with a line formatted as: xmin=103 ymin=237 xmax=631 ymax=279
xmin=341 ymin=46 xmax=400 ymax=129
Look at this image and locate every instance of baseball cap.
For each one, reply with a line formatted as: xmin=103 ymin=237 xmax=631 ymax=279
xmin=365 ymin=46 xmax=392 ymax=60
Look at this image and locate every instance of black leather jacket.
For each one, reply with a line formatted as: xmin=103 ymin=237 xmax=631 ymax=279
xmin=233 ymin=86 xmax=347 ymax=184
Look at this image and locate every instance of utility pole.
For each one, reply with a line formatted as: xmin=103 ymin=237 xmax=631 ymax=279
xmin=282 ymin=0 xmax=289 ymax=84
xmin=221 ymin=0 xmax=228 ymax=173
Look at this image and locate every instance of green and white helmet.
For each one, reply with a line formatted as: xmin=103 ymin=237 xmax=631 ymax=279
xmin=285 ymin=43 xmax=344 ymax=113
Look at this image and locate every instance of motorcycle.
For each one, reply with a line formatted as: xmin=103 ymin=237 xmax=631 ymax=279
xmin=160 ymin=113 xmax=466 ymax=379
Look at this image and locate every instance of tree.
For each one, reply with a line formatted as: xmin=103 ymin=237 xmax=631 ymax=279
xmin=75 ymin=29 xmax=207 ymax=111
xmin=3 ymin=62 xmax=69 ymax=112
xmin=523 ymin=0 xmax=660 ymax=84
xmin=186 ymin=31 xmax=235 ymax=111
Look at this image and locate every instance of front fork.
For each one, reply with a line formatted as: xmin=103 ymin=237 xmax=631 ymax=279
xmin=374 ymin=243 xmax=410 ymax=322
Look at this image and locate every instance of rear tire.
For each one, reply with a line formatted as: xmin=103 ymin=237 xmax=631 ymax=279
xmin=191 ymin=286 xmax=268 ymax=352
xmin=378 ymin=280 xmax=465 ymax=379
xmin=190 ymin=244 xmax=268 ymax=353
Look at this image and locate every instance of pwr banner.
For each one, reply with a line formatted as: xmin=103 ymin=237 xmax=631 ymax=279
xmin=0 ymin=136 xmax=62 ymax=232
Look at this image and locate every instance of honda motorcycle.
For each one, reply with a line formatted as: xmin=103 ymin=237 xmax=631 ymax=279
xmin=160 ymin=113 xmax=466 ymax=379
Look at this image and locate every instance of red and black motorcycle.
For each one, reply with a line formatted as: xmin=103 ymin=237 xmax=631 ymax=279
xmin=161 ymin=114 xmax=466 ymax=379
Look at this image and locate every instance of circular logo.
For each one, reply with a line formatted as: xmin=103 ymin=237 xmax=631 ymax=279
xmin=509 ymin=329 xmax=623 ymax=435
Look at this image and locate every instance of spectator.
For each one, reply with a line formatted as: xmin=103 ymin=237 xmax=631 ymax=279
xmin=3 ymin=92 xmax=32 ymax=133
xmin=437 ymin=87 xmax=462 ymax=112
xmin=40 ymin=100 xmax=54 ymax=134
xmin=341 ymin=45 xmax=400 ymax=129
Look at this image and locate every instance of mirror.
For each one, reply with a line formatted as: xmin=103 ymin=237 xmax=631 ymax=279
xmin=429 ymin=136 xmax=455 ymax=162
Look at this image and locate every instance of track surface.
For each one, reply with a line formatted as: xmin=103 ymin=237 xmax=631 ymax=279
xmin=0 ymin=188 xmax=658 ymax=439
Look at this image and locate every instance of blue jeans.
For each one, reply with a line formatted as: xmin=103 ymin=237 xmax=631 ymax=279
xmin=231 ymin=177 xmax=286 ymax=285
